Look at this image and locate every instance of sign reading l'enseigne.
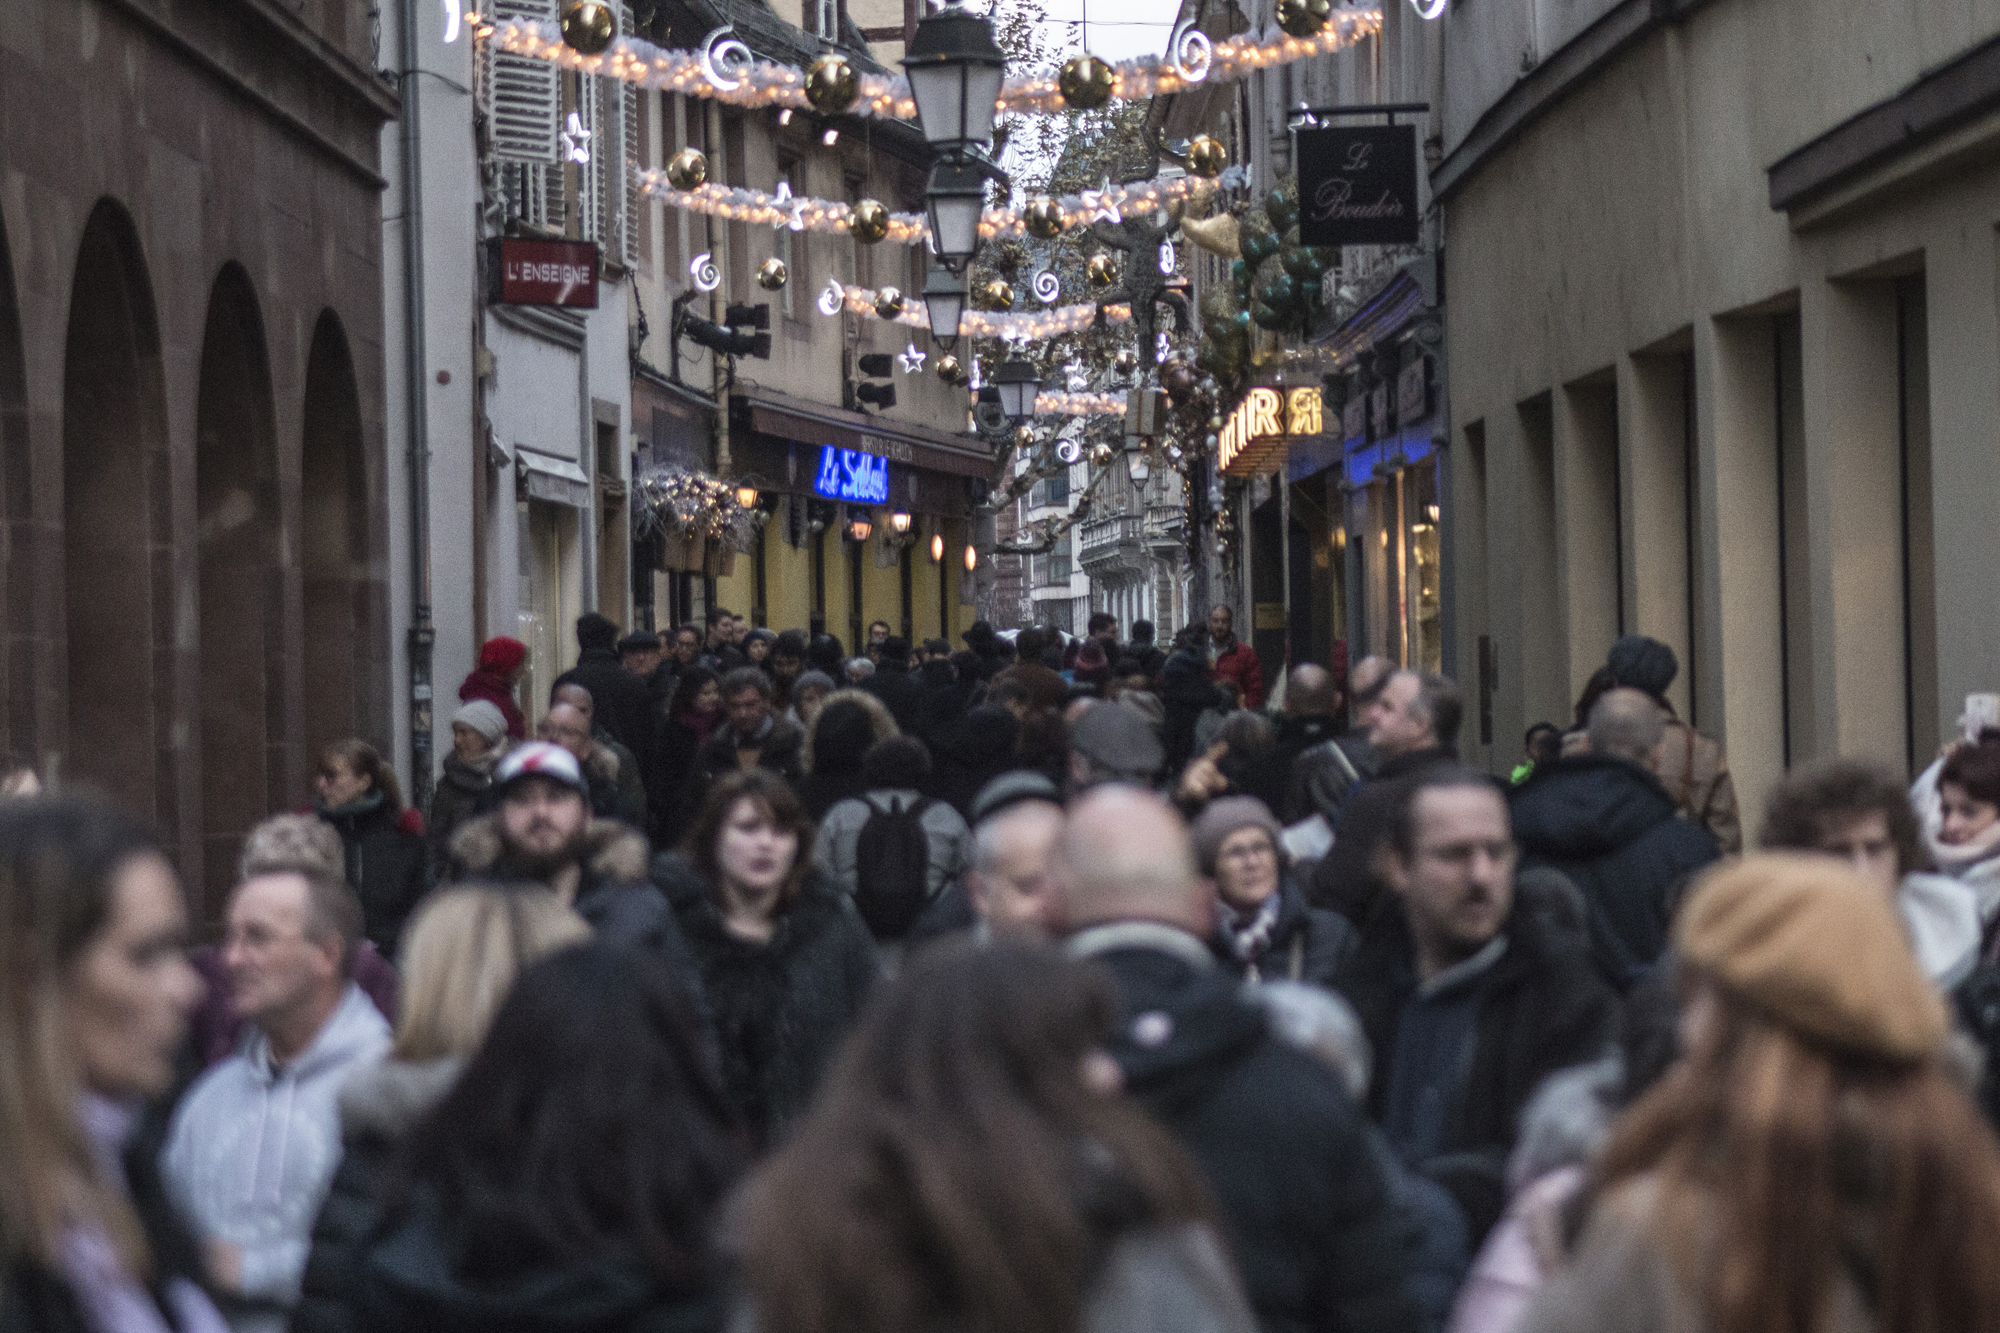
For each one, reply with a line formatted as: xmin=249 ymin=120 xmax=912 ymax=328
xmin=488 ymin=237 xmax=600 ymax=309
xmin=1295 ymin=124 xmax=1420 ymax=247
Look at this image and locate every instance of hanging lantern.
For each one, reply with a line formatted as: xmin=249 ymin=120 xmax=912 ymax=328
xmin=849 ymin=200 xmax=891 ymax=244
xmin=665 ymin=148 xmax=708 ymax=191
xmin=921 ymin=267 xmax=967 ymax=350
xmin=873 ymin=286 xmax=906 ymax=319
xmin=901 ymin=3 xmax=1007 ymax=152
xmin=1275 ymin=0 xmax=1330 ymax=36
xmin=756 ymin=257 xmax=789 ymax=290
xmin=1022 ymin=196 xmax=1065 ymax=240
xmin=1187 ymin=135 xmax=1229 ymax=178
xmin=1086 ymin=254 xmax=1118 ymax=288
xmin=560 ymin=0 xmax=616 ymax=53
xmin=935 ymin=353 xmax=963 ymax=383
xmin=1057 ymin=54 xmax=1116 ymax=110
xmin=804 ymin=54 xmax=860 ymax=113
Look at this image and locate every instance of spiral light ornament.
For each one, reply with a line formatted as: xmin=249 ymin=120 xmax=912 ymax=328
xmin=698 ymin=25 xmax=752 ymax=90
xmin=1032 ymin=270 xmax=1061 ymax=304
xmin=1169 ymin=14 xmax=1213 ymax=83
xmin=689 ymin=252 xmax=721 ymax=291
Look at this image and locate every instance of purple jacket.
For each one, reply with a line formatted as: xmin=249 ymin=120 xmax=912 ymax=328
xmin=189 ymin=942 xmax=399 ymax=1067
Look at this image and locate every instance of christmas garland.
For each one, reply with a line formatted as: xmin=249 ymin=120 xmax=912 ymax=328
xmin=632 ymin=464 xmax=762 ymax=549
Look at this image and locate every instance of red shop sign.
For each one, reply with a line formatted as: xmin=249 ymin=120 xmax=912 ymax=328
xmin=488 ymin=237 xmax=599 ymax=308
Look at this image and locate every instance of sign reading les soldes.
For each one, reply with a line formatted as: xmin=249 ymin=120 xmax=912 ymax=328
xmin=813 ymin=446 xmax=889 ymax=504
xmin=1295 ymin=124 xmax=1420 ymax=247
xmin=489 ymin=238 xmax=600 ymax=309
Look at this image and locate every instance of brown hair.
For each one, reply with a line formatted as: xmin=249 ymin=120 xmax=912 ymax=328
xmin=1583 ymin=983 xmax=2000 ymax=1333
xmin=1941 ymin=731 xmax=2000 ymax=809
xmin=681 ymin=769 xmax=813 ymax=908
xmin=321 ymin=737 xmax=405 ymax=811
xmin=732 ymin=941 xmax=1216 ymax=1333
xmin=1759 ymin=759 xmax=1928 ymax=877
xmin=0 ymin=798 xmax=165 ymax=1275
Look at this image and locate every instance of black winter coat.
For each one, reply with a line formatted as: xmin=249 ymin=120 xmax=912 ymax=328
xmin=1161 ymin=648 xmax=1224 ymax=775
xmin=1082 ymin=940 xmax=1418 ymax=1333
xmin=1309 ymin=748 xmax=1454 ymax=925
xmin=295 ymin=1058 xmax=462 ymax=1333
xmin=1208 ymin=877 xmax=1355 ymax=987
xmin=1508 ymin=755 xmax=1720 ymax=990
xmin=1331 ymin=906 xmax=1618 ymax=1237
xmin=859 ymin=662 xmax=928 ymax=735
xmin=426 ymin=754 xmax=496 ymax=874
xmin=653 ymin=718 xmax=712 ymax=848
xmin=1267 ymin=716 xmax=1342 ymax=822
xmin=696 ymin=716 xmax=805 ymax=788
xmin=321 ymin=797 xmax=430 ymax=958
xmin=655 ymin=855 xmax=878 ymax=1146
xmin=555 ymin=647 xmax=658 ymax=770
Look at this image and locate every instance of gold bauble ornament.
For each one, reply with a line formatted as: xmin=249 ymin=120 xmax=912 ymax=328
xmin=804 ymin=54 xmax=859 ymax=113
xmin=560 ymin=0 xmax=616 ymax=53
xmin=1274 ymin=0 xmax=1330 ymax=36
xmin=1206 ymin=413 xmax=1225 ymax=430
xmin=1089 ymin=442 xmax=1116 ymax=466
xmin=665 ymin=148 xmax=708 ymax=191
xmin=756 ymin=257 xmax=789 ymax=290
xmin=1057 ymin=54 xmax=1116 ymax=110
xmin=849 ymin=199 xmax=891 ymax=244
xmin=1113 ymin=349 xmax=1138 ymax=373
xmin=1086 ymin=254 xmax=1118 ymax=288
xmin=1022 ymin=197 xmax=1065 ymax=240
xmin=1015 ymin=426 xmax=1037 ymax=448
xmin=983 ymin=279 xmax=1015 ymax=310
xmin=873 ymin=286 xmax=905 ymax=319
xmin=936 ymin=354 xmax=963 ymax=384
xmin=1187 ymin=135 xmax=1229 ymax=178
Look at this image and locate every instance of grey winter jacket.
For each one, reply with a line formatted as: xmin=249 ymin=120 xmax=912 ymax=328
xmin=161 ymin=984 xmax=392 ymax=1308
xmin=810 ymin=789 xmax=971 ymax=906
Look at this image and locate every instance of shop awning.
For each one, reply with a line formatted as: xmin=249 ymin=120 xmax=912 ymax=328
xmin=734 ymin=388 xmax=992 ymax=479
xmin=517 ymin=449 xmax=593 ymax=508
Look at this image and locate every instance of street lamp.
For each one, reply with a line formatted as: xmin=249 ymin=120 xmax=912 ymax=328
xmin=902 ymin=3 xmax=1006 ymax=153
xmin=993 ymin=358 xmax=1041 ymax=423
xmin=735 ymin=481 xmax=759 ymax=510
xmin=889 ymin=507 xmax=913 ymax=536
xmin=921 ymin=266 xmax=967 ymax=350
xmin=1127 ymin=441 xmax=1152 ymax=484
xmin=847 ymin=508 xmax=874 ymax=543
xmin=924 ymin=158 xmax=991 ymax=273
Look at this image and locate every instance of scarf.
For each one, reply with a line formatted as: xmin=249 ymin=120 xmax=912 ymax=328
xmin=679 ymin=706 xmax=722 ymax=746
xmin=1217 ymin=894 xmax=1283 ymax=966
xmin=1928 ymin=818 xmax=2000 ymax=925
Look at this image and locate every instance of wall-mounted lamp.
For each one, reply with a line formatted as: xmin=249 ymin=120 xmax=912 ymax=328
xmin=736 ymin=482 xmax=760 ymax=510
xmin=930 ymin=533 xmax=945 ymax=563
xmin=889 ymin=507 xmax=913 ymax=535
xmin=963 ymin=543 xmax=979 ymax=572
xmin=848 ymin=511 xmax=874 ymax=543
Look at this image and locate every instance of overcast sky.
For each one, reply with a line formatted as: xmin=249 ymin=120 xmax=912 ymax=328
xmin=1012 ymin=0 xmax=1182 ymax=64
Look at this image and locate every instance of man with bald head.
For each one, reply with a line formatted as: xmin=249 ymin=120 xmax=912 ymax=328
xmin=1508 ymin=686 xmax=1719 ymax=988
xmin=538 ymin=700 xmax=645 ymax=827
xmin=1055 ymin=787 xmax=1417 ymax=1333
xmin=1270 ymin=663 xmax=1348 ymax=821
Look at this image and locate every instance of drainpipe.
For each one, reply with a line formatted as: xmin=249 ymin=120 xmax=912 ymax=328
xmin=398 ymin=0 xmax=436 ymax=811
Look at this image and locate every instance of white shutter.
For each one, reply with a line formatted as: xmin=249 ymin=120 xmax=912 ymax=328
xmin=616 ymin=5 xmax=641 ymax=268
xmin=578 ymin=69 xmax=606 ymax=243
xmin=481 ymin=0 xmax=560 ymax=164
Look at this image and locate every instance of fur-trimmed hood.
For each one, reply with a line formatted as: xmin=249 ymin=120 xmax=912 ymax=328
xmin=337 ymin=1056 xmax=463 ymax=1147
xmin=447 ymin=812 xmax=651 ymax=885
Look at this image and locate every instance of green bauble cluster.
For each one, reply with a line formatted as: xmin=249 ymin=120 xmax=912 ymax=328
xmin=1195 ymin=287 xmax=1252 ymax=382
xmin=1234 ymin=179 xmax=1332 ymax=334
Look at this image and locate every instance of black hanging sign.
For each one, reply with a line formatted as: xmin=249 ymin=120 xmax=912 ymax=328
xmin=1295 ymin=124 xmax=1420 ymax=247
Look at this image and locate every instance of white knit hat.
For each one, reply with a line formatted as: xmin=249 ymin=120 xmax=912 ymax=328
xmin=451 ymin=699 xmax=510 ymax=744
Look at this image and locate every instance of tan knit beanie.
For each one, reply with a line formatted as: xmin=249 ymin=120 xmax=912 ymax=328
xmin=1675 ymin=852 xmax=1948 ymax=1062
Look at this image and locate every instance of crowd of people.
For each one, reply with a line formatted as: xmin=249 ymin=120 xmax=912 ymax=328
xmin=6 ymin=609 xmax=2000 ymax=1333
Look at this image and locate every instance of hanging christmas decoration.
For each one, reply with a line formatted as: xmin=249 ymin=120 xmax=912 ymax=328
xmin=697 ymin=25 xmax=752 ymax=89
xmin=1187 ymin=135 xmax=1229 ymax=178
xmin=1086 ymin=254 xmax=1118 ymax=288
xmin=849 ymin=200 xmax=891 ymax=244
xmin=1022 ymin=197 xmax=1065 ymax=240
xmin=898 ymin=343 xmax=927 ymax=373
xmin=1275 ymin=0 xmax=1332 ymax=35
xmin=689 ymin=252 xmax=721 ymax=292
xmin=756 ymin=257 xmax=788 ymax=290
xmin=1032 ymin=270 xmax=1061 ymax=303
xmin=1158 ymin=240 xmax=1177 ymax=274
xmin=1057 ymin=54 xmax=1116 ymax=110
xmin=559 ymin=0 xmax=614 ymax=54
xmin=633 ymin=465 xmax=761 ymax=549
xmin=873 ymin=286 xmax=906 ymax=319
xmin=1088 ymin=441 xmax=1116 ymax=466
xmin=827 ymin=282 xmax=1133 ymax=339
xmin=803 ymin=53 xmax=859 ymax=112
xmin=1162 ymin=359 xmax=1197 ymax=402
xmin=665 ymin=148 xmax=707 ymax=190
xmin=560 ymin=111 xmax=592 ymax=163
xmin=935 ymin=354 xmax=963 ymax=384
xmin=470 ymin=10 xmax=1380 ymax=116
xmin=1167 ymin=12 xmax=1214 ymax=82
xmin=981 ymin=279 xmax=1015 ymax=310
xmin=1114 ymin=348 xmax=1139 ymax=373
xmin=1038 ymin=392 xmax=1128 ymax=418
xmin=817 ymin=278 xmax=847 ymax=316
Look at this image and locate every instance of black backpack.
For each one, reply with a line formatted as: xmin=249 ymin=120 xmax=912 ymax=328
xmin=852 ymin=794 xmax=934 ymax=940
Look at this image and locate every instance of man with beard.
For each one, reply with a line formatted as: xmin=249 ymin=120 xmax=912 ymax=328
xmin=445 ymin=742 xmax=703 ymax=989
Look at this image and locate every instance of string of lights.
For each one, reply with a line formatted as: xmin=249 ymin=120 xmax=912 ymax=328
xmin=465 ymin=9 xmax=1381 ymax=118
xmin=1034 ymin=391 xmax=1128 ymax=416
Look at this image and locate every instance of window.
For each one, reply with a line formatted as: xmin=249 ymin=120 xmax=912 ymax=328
xmin=1034 ymin=473 xmax=1069 ymax=506
xmin=1044 ymin=533 xmax=1072 ymax=585
xmin=776 ymin=160 xmax=800 ymax=320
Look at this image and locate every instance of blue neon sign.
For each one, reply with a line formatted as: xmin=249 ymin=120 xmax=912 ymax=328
xmin=813 ymin=446 xmax=890 ymax=504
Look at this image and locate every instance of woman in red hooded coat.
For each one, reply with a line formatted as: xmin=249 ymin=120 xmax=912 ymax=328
xmin=458 ymin=636 xmax=529 ymax=739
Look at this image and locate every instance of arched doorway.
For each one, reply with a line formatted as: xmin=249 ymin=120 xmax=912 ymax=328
xmin=0 ymin=210 xmax=26 ymax=755
xmin=301 ymin=311 xmax=381 ymax=764
xmin=61 ymin=201 xmax=171 ymax=834
xmin=194 ymin=264 xmax=281 ymax=910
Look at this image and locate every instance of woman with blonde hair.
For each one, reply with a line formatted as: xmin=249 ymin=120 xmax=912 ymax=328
xmin=1519 ymin=853 xmax=2000 ymax=1333
xmin=292 ymin=884 xmax=589 ymax=1333
xmin=0 ymin=796 xmax=222 ymax=1332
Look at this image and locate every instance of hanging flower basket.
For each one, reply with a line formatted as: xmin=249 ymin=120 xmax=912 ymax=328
xmin=634 ymin=464 xmax=761 ymax=556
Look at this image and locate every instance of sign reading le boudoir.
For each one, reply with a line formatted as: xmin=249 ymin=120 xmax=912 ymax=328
xmin=814 ymin=446 xmax=890 ymax=503
xmin=1295 ymin=124 xmax=1420 ymax=247
xmin=488 ymin=238 xmax=600 ymax=309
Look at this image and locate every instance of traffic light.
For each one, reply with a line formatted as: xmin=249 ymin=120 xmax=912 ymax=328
xmin=853 ymin=352 xmax=896 ymax=412
xmin=680 ymin=303 xmax=771 ymax=358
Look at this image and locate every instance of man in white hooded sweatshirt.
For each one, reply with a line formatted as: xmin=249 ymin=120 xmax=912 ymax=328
xmin=163 ymin=829 xmax=392 ymax=1333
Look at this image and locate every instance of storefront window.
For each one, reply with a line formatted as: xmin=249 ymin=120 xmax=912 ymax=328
xmin=1408 ymin=460 xmax=1442 ymax=673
